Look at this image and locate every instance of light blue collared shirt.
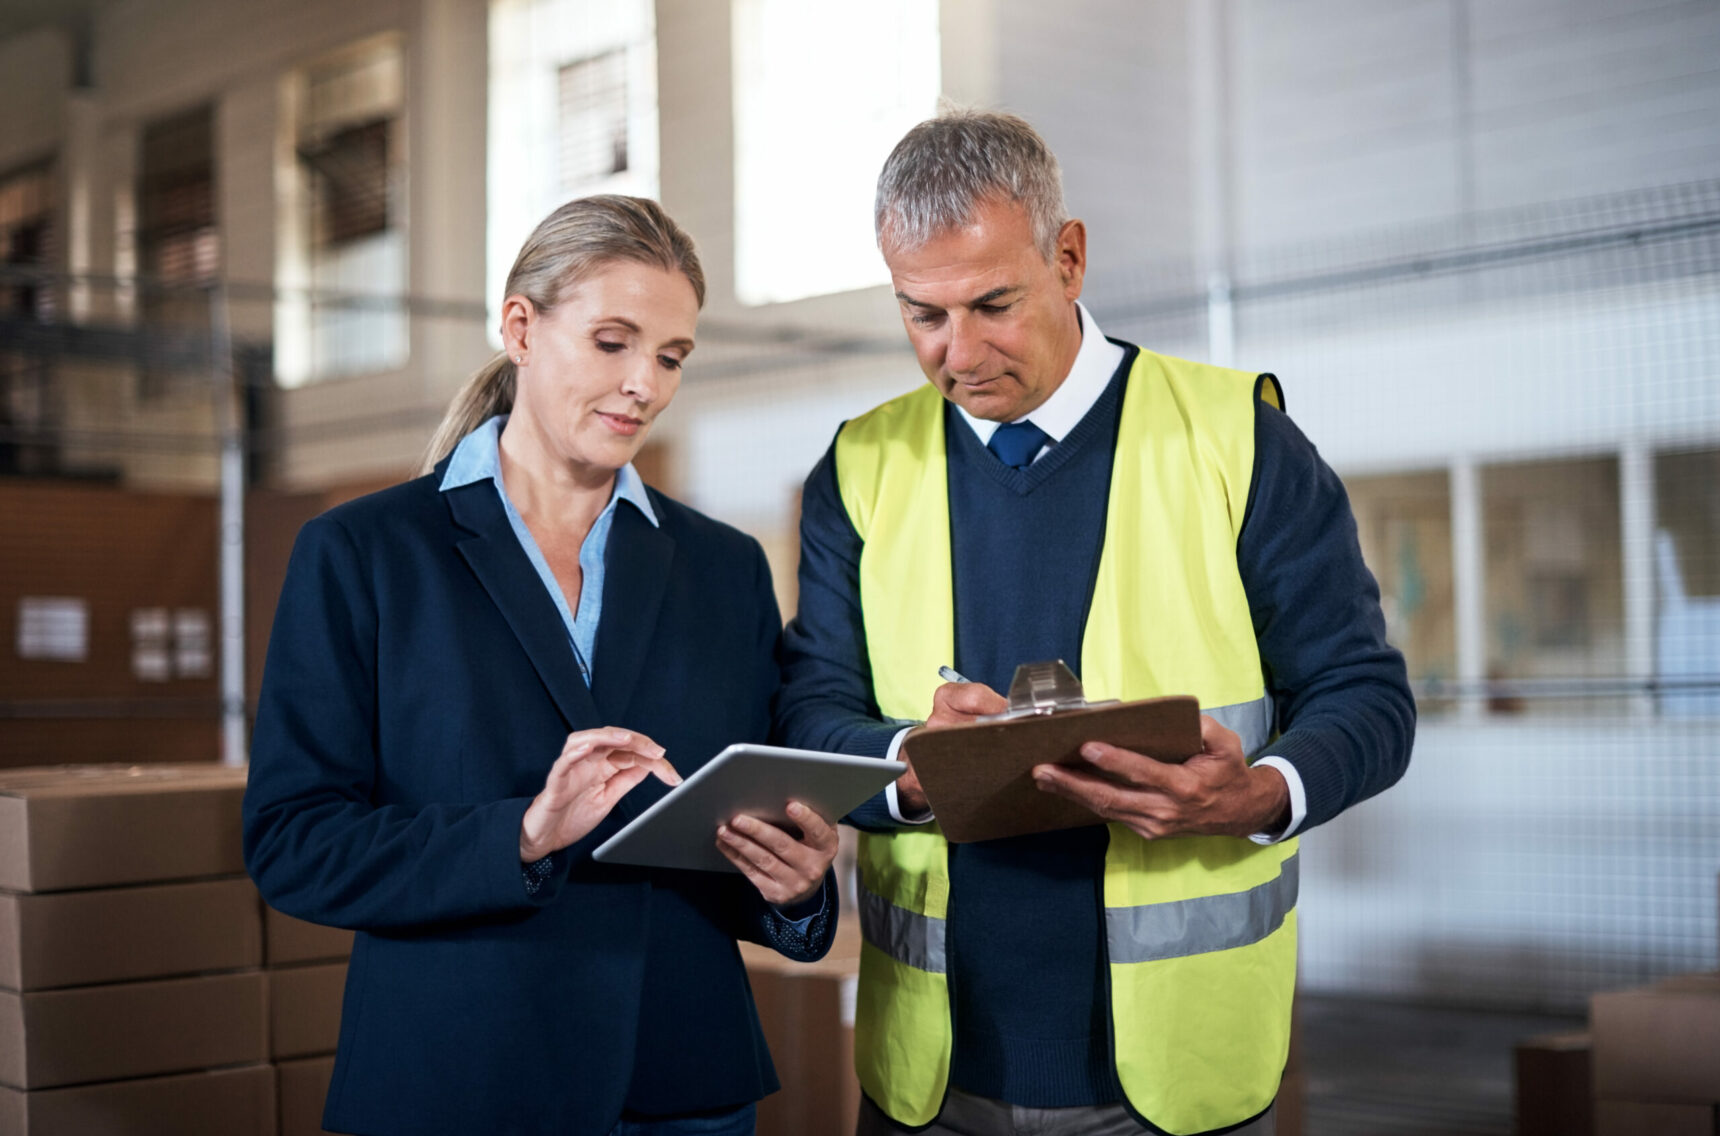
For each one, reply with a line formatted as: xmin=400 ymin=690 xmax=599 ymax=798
xmin=440 ymin=414 xmax=658 ymax=684
xmin=446 ymin=416 xmax=829 ymax=924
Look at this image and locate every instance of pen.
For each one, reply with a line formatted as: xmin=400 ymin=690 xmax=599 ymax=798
xmin=938 ymin=666 xmax=972 ymax=684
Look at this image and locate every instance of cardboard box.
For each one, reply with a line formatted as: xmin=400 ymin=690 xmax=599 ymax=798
xmin=0 ymin=765 xmax=246 ymax=893
xmin=277 ymin=1056 xmax=336 ymax=1136
xmin=1592 ymin=976 xmax=1720 ymax=1103
xmin=263 ymin=905 xmax=352 ymax=967
xmin=1596 ymin=1099 xmax=1719 ymax=1136
xmin=1275 ymin=1069 xmax=1304 ymax=1136
xmin=1273 ymin=998 xmax=1304 ymax=1135
xmin=0 ymin=971 xmax=266 ymax=1090
xmin=742 ymin=921 xmax=861 ymax=1136
xmin=0 ymin=877 xmax=261 ymax=991
xmin=0 ymin=1063 xmax=274 ymax=1136
xmin=269 ymin=962 xmax=347 ymax=1060
xmin=1514 ymin=1030 xmax=1593 ymax=1136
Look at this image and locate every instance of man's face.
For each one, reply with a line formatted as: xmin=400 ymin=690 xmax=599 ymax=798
xmin=884 ymin=197 xmax=1086 ymax=423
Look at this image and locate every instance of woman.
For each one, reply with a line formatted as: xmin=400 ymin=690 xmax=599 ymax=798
xmin=244 ymin=196 xmax=839 ymax=1136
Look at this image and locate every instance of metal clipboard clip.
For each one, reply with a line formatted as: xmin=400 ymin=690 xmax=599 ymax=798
xmin=977 ymin=659 xmax=1120 ymax=722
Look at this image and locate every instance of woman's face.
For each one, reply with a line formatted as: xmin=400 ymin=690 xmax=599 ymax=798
xmin=503 ymin=259 xmax=699 ymax=477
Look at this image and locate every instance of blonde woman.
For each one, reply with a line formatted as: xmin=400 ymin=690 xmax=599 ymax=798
xmin=245 ymin=196 xmax=838 ymax=1136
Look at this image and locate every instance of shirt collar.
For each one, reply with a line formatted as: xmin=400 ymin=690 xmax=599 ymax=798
xmin=439 ymin=414 xmax=659 ymax=528
xmin=957 ymin=300 xmax=1127 ymax=446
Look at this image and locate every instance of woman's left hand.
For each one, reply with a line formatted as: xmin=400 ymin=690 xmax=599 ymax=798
xmin=716 ymin=800 xmax=839 ymax=907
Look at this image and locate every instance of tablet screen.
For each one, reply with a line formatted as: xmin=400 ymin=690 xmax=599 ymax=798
xmin=592 ymin=743 xmax=905 ymax=873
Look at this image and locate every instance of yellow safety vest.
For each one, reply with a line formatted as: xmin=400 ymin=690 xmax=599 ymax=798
xmin=833 ymin=348 xmax=1298 ymax=1135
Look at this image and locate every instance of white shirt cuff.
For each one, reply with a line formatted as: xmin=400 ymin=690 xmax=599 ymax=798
xmin=1247 ymin=756 xmax=1306 ymax=845
xmin=885 ymin=727 xmax=935 ymax=824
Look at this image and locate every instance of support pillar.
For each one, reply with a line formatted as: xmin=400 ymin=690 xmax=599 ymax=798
xmin=1451 ymin=455 xmax=1485 ymax=718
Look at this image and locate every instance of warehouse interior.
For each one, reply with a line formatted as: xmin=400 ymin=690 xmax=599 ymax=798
xmin=0 ymin=0 xmax=1717 ymax=1132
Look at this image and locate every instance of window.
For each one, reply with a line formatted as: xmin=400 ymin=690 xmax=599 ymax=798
xmin=137 ymin=107 xmax=217 ymax=396
xmin=1482 ymin=456 xmax=1624 ymax=711
xmin=558 ymin=50 xmax=629 ymax=191
xmin=1654 ymin=447 xmax=1720 ymax=715
xmin=731 ymin=0 xmax=940 ymax=306
xmin=0 ymin=162 xmax=57 ymax=474
xmin=0 ymin=162 xmax=55 ymax=321
xmin=488 ymin=0 xmax=659 ymax=334
xmin=300 ymin=119 xmax=391 ymax=247
xmin=1347 ymin=471 xmax=1456 ymax=709
xmin=276 ymin=37 xmax=407 ymax=387
xmin=139 ymin=108 xmax=218 ymax=288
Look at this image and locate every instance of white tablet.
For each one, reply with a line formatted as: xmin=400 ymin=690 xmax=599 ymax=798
xmin=592 ymin=743 xmax=905 ymax=873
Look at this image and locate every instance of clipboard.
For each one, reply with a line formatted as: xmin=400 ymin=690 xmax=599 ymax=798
xmin=592 ymin=743 xmax=905 ymax=873
xmin=904 ymin=661 xmax=1202 ymax=843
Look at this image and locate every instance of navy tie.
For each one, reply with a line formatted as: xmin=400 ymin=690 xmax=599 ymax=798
xmin=988 ymin=419 xmax=1049 ymax=470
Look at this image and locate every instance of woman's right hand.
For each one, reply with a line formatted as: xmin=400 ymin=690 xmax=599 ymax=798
xmin=519 ymin=727 xmax=679 ymax=862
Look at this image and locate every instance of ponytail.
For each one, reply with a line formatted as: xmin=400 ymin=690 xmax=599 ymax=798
xmin=419 ymin=352 xmax=517 ymax=474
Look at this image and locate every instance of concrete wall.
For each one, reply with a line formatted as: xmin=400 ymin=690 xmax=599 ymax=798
xmin=1229 ymin=0 xmax=1720 ymax=256
xmin=997 ymin=0 xmax=1201 ymax=281
xmin=656 ymin=0 xmax=1720 ymax=539
xmin=1300 ymin=715 xmax=1720 ymax=1011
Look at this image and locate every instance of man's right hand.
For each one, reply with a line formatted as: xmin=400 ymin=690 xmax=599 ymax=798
xmin=519 ymin=727 xmax=679 ymax=862
xmin=897 ymin=680 xmax=1008 ymax=814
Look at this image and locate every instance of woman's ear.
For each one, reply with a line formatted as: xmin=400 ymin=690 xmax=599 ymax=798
xmin=500 ymin=295 xmax=536 ymax=359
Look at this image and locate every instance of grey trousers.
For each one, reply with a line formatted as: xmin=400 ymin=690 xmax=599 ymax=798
xmin=856 ymin=1088 xmax=1276 ymax=1136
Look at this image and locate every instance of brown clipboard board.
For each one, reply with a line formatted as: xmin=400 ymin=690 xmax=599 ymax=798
xmin=903 ymin=694 xmax=1202 ymax=843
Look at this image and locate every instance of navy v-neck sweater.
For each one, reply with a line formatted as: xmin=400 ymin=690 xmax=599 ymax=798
xmin=941 ymin=350 xmax=1131 ymax=1105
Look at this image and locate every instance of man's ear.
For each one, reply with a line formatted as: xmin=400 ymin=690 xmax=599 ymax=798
xmin=1055 ymin=218 xmax=1087 ymax=299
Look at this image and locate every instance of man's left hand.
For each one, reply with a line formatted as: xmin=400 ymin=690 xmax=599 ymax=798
xmin=1032 ymin=715 xmax=1290 ymax=840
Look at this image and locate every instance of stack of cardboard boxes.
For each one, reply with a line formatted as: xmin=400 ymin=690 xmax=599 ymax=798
xmin=1515 ymin=1028 xmax=1594 ymax=1136
xmin=0 ymin=764 xmax=272 ymax=1134
xmin=742 ymin=920 xmax=863 ymax=1136
xmin=1277 ymin=1003 xmax=1305 ymax=1136
xmin=741 ymin=921 xmax=1307 ymax=1135
xmin=1590 ymin=973 xmax=1720 ymax=1134
xmin=264 ymin=906 xmax=351 ymax=1136
xmin=1517 ymin=878 xmax=1720 ymax=1136
xmin=0 ymin=763 xmax=358 ymax=1135
xmin=1516 ymin=987 xmax=1720 ymax=1136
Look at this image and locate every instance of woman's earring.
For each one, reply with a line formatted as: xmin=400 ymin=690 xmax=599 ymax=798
xmin=514 ymin=356 xmax=524 ymax=364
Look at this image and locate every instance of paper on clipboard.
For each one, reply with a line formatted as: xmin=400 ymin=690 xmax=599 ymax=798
xmin=905 ymin=661 xmax=1202 ymax=843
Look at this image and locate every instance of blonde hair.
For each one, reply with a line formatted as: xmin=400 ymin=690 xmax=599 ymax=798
xmin=420 ymin=195 xmax=705 ymax=473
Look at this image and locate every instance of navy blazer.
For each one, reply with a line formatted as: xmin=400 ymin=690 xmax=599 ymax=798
xmin=244 ymin=463 xmax=832 ymax=1136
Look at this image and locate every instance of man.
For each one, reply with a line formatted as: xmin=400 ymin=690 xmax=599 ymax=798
xmin=777 ymin=110 xmax=1414 ymax=1136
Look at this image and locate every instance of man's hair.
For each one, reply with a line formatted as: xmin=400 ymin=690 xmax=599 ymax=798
xmin=874 ymin=107 xmax=1068 ymax=261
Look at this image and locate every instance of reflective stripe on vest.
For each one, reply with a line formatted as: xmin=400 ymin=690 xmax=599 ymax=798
xmin=857 ymin=877 xmax=947 ymax=974
xmin=837 ymin=350 xmax=1298 ymax=1134
xmin=860 ymin=847 xmax=1297 ymax=974
xmin=1107 ymin=851 xmax=1298 ymax=965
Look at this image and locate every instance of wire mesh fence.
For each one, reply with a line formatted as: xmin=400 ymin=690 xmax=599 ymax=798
xmin=2 ymin=176 xmax=1716 ymax=1011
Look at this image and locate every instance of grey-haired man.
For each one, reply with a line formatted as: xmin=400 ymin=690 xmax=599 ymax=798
xmin=777 ymin=109 xmax=1413 ymax=1135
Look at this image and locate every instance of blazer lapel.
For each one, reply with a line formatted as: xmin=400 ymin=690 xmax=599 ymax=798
xmin=591 ymin=503 xmax=675 ymax=725
xmin=445 ymin=481 xmax=602 ymax=731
